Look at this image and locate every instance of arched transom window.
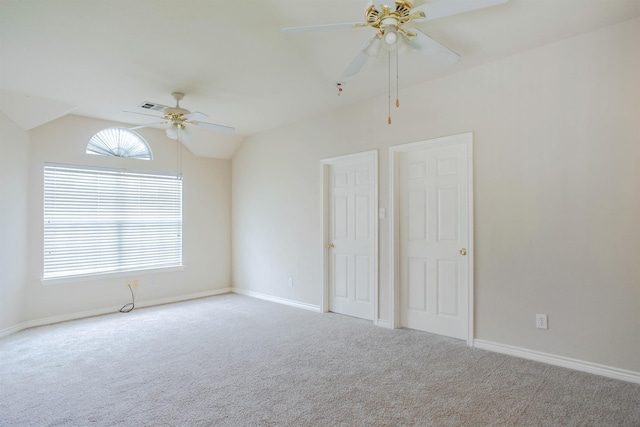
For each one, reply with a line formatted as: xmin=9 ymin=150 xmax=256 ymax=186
xmin=86 ymin=128 xmax=152 ymax=160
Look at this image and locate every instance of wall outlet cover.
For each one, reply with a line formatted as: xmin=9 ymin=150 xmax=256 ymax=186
xmin=536 ymin=314 xmax=548 ymax=329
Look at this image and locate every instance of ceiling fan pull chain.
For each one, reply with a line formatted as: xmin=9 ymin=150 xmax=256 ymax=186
xmin=388 ymin=50 xmax=392 ymax=125
xmin=396 ymin=47 xmax=400 ymax=108
xmin=176 ymin=128 xmax=183 ymax=180
xmin=176 ymin=132 xmax=180 ymax=179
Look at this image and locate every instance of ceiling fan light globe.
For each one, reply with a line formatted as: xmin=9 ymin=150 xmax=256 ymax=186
xmin=384 ymin=31 xmax=397 ymax=45
xmin=166 ymin=125 xmax=179 ymax=140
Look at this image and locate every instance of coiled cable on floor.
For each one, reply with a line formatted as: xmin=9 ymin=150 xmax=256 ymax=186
xmin=119 ymin=284 xmax=135 ymax=313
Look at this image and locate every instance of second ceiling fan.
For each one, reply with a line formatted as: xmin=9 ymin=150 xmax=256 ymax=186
xmin=127 ymin=92 xmax=235 ymax=141
xmin=282 ymin=0 xmax=508 ymax=76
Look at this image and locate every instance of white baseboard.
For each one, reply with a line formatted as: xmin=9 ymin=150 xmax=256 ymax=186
xmin=0 ymin=323 xmax=25 ymax=338
xmin=135 ymin=287 xmax=232 ymax=309
xmin=232 ymin=288 xmax=322 ymax=312
xmin=474 ymin=339 xmax=640 ymax=385
xmin=0 ymin=288 xmax=232 ymax=338
xmin=375 ymin=319 xmax=393 ymax=329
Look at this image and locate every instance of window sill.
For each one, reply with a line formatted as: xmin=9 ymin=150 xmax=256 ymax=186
xmin=41 ymin=265 xmax=184 ymax=286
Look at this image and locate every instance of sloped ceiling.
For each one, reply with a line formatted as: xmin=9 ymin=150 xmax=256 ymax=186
xmin=1 ymin=0 xmax=639 ymax=158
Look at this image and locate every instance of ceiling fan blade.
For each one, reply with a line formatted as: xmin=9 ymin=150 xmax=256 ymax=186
xmin=405 ymin=29 xmax=460 ymax=66
xmin=190 ymin=121 xmax=235 ymax=134
xmin=413 ymin=0 xmax=508 ymax=22
xmin=124 ymin=110 xmax=165 ymax=119
xmin=128 ymin=121 xmax=167 ymax=130
xmin=183 ymin=111 xmax=209 ymax=121
xmin=373 ymin=0 xmax=396 ymax=12
xmin=343 ymin=37 xmax=379 ymax=77
xmin=281 ymin=22 xmax=365 ymax=33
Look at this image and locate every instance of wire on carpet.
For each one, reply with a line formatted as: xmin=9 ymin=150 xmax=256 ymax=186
xmin=119 ymin=284 xmax=135 ymax=313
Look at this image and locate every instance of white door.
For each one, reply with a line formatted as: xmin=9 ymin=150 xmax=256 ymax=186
xmin=397 ymin=138 xmax=470 ymax=340
xmin=326 ymin=153 xmax=376 ymax=320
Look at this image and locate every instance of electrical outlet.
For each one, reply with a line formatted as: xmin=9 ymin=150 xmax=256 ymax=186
xmin=127 ymin=280 xmax=139 ymax=289
xmin=288 ymin=277 xmax=293 ymax=287
xmin=536 ymin=314 xmax=548 ymax=330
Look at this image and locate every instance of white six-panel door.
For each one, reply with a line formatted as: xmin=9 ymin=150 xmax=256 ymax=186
xmin=324 ymin=151 xmax=377 ymax=321
xmin=393 ymin=134 xmax=472 ymax=341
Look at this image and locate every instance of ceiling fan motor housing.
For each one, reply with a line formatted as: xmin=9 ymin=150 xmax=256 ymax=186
xmin=164 ymin=107 xmax=190 ymax=120
xmin=366 ymin=1 xmax=413 ymax=29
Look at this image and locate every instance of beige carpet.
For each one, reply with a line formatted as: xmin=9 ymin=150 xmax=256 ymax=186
xmin=1 ymin=293 xmax=639 ymax=426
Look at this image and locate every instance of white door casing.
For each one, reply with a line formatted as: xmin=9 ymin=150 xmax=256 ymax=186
xmin=321 ymin=151 xmax=378 ymax=321
xmin=390 ymin=133 xmax=474 ymax=344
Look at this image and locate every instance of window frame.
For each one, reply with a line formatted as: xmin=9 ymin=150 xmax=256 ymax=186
xmin=42 ymin=163 xmax=183 ymax=283
xmin=86 ymin=127 xmax=152 ymax=160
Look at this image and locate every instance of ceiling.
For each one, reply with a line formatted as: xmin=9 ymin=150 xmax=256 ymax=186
xmin=2 ymin=0 xmax=639 ymax=158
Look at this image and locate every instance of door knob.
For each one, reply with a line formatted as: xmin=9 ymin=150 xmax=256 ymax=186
xmin=459 ymin=248 xmax=467 ymax=256
xmin=327 ymin=243 xmax=335 ymax=249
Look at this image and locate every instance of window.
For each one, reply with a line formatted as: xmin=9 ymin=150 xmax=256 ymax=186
xmin=43 ymin=164 xmax=182 ymax=280
xmin=86 ymin=128 xmax=152 ymax=160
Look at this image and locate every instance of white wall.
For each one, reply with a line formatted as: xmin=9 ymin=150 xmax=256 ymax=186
xmin=232 ymin=18 xmax=640 ymax=373
xmin=18 ymin=115 xmax=231 ymax=322
xmin=0 ymin=112 xmax=29 ymax=331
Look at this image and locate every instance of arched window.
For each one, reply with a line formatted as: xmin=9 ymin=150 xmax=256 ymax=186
xmin=86 ymin=128 xmax=152 ymax=160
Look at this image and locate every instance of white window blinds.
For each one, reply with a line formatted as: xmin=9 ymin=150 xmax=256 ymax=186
xmin=44 ymin=164 xmax=182 ymax=280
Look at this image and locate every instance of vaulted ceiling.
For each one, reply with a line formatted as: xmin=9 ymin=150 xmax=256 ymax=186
xmin=2 ymin=0 xmax=639 ymax=158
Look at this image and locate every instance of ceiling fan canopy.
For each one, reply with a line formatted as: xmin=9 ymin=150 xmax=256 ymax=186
xmin=163 ymin=92 xmax=191 ymax=120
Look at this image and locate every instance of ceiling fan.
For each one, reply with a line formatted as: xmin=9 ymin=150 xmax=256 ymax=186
xmin=126 ymin=92 xmax=235 ymax=140
xmin=281 ymin=0 xmax=508 ymax=76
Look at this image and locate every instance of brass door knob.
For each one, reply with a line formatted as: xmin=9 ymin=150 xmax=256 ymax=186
xmin=327 ymin=243 xmax=335 ymax=249
xmin=459 ymin=248 xmax=467 ymax=256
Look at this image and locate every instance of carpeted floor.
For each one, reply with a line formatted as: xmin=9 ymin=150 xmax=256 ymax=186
xmin=1 ymin=293 xmax=639 ymax=426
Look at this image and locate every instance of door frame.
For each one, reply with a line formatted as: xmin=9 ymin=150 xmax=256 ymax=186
xmin=389 ymin=133 xmax=474 ymax=345
xmin=320 ymin=150 xmax=379 ymax=323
